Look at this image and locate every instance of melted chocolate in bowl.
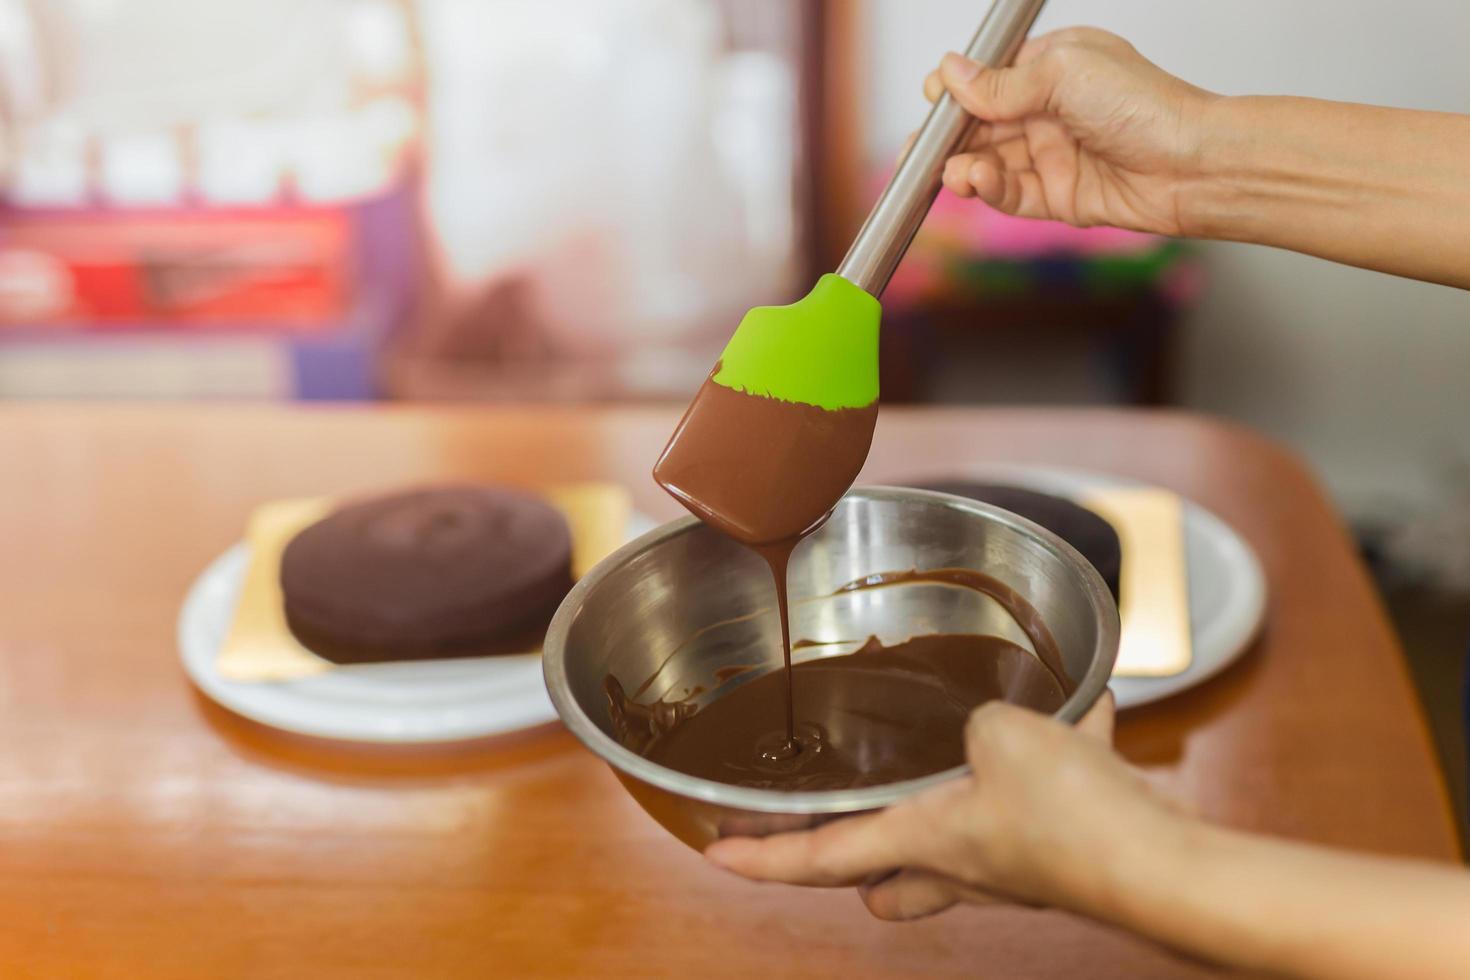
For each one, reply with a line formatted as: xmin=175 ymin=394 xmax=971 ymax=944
xmin=605 ymin=568 xmax=1076 ymax=791
xmin=648 ymin=375 xmax=1071 ymax=791
xmin=608 ymin=633 xmax=1066 ymax=791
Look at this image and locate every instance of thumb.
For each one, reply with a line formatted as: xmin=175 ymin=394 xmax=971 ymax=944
xmin=939 ymin=51 xmax=1055 ymax=122
xmin=962 ymin=699 xmax=1033 ymax=770
xmin=1077 ymin=689 xmax=1117 ymax=745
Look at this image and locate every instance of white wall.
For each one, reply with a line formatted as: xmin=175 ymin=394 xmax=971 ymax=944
xmin=862 ymin=0 xmax=1470 ymax=518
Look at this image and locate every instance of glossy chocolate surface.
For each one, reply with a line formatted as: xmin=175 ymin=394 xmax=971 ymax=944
xmin=608 ymin=633 xmax=1066 ymax=790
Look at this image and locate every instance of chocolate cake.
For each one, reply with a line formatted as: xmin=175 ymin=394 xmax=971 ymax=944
xmin=280 ymin=485 xmax=573 ymax=664
xmin=913 ymin=481 xmax=1123 ymax=601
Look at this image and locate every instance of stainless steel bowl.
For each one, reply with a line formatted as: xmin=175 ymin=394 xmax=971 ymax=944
xmin=543 ymin=486 xmax=1119 ymax=849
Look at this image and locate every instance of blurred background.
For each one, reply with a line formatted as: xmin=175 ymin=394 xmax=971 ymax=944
xmin=2 ymin=0 xmax=1469 ymax=811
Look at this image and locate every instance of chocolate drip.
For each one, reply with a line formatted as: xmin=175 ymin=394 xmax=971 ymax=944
xmin=654 ymin=373 xmax=877 ymax=752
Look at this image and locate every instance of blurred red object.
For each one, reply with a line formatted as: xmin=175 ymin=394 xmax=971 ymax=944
xmin=0 ymin=210 xmax=352 ymax=329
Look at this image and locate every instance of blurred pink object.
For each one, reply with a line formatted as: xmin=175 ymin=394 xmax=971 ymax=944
xmin=918 ymin=184 xmax=1160 ymax=256
xmin=885 ymin=250 xmax=945 ymax=302
xmin=874 ymin=161 xmax=1180 ymax=306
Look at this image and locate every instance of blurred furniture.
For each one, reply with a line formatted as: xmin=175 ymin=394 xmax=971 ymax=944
xmin=0 ymin=0 xmax=425 ymax=399
xmin=813 ymin=5 xmax=1203 ymax=407
xmin=0 ymin=405 xmax=1456 ymax=977
xmin=1380 ymin=588 xmax=1470 ymax=835
xmin=869 ymin=182 xmax=1202 ymax=405
xmin=878 ymin=283 xmax=1189 ymax=405
xmin=0 ymin=190 xmax=421 ymax=399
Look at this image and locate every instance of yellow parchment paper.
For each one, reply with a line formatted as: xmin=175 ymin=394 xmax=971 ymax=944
xmin=1081 ymin=487 xmax=1192 ymax=677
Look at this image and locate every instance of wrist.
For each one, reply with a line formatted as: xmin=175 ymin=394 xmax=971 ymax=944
xmin=1076 ymin=810 xmax=1304 ymax=976
xmin=1175 ymin=94 xmax=1262 ymax=241
xmin=1054 ymin=797 xmax=1196 ymax=925
xmin=1087 ymin=799 xmax=1214 ymax=932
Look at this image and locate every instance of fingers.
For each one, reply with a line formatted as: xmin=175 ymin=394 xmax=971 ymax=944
xmin=923 ymin=69 xmax=943 ymax=104
xmin=962 ymin=119 xmax=1026 ymax=149
xmin=939 ymin=50 xmax=1056 ymax=122
xmin=859 ymin=869 xmax=1001 ymax=922
xmin=963 ymin=700 xmax=1032 ymax=771
xmin=901 ymin=122 xmax=1022 ymax=167
xmin=1077 ymin=689 xmax=1117 ymax=744
xmin=705 ymin=805 xmax=923 ymax=887
xmin=923 ymin=30 xmax=1054 ymax=104
xmin=942 ymin=148 xmax=1050 ymax=220
xmin=942 ymin=152 xmax=981 ymax=198
xmin=962 ymin=691 xmax=1118 ymax=773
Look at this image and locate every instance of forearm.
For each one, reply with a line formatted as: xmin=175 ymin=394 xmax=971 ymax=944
xmin=1082 ymin=816 xmax=1470 ymax=979
xmin=1183 ymin=95 xmax=1470 ymax=289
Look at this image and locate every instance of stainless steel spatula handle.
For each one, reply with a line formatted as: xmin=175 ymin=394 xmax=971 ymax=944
xmin=836 ymin=0 xmax=1047 ymax=297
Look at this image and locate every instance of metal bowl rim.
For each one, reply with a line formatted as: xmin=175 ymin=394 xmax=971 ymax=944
xmin=543 ymin=485 xmax=1120 ymax=816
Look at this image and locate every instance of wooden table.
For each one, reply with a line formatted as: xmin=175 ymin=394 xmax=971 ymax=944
xmin=0 ymin=405 xmax=1457 ymax=979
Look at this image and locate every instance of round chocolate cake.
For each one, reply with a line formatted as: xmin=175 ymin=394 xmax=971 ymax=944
xmin=913 ymin=481 xmax=1122 ymax=601
xmin=280 ymin=485 xmax=574 ymax=663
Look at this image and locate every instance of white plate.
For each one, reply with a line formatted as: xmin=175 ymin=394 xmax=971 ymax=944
xmin=925 ymin=464 xmax=1267 ymax=710
xmin=179 ymin=513 xmax=656 ymax=744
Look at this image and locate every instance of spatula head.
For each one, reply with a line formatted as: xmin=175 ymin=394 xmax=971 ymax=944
xmin=653 ymin=275 xmax=882 ymax=545
xmin=711 ymin=273 xmax=880 ymax=409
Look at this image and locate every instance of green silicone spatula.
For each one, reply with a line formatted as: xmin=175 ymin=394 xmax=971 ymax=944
xmin=657 ymin=0 xmax=1047 ymax=540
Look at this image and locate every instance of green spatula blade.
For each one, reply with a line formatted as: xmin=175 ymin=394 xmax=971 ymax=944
xmin=711 ymin=273 xmax=880 ymax=411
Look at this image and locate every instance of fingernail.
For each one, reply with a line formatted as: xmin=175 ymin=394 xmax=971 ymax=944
xmin=941 ymin=51 xmax=982 ymax=81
